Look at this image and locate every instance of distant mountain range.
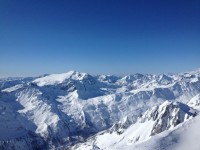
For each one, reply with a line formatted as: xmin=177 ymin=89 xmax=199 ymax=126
xmin=0 ymin=69 xmax=200 ymax=150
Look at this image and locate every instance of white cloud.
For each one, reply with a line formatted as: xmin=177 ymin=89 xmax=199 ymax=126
xmin=174 ymin=116 xmax=200 ymax=150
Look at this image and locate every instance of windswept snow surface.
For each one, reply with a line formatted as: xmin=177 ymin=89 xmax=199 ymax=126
xmin=32 ymin=71 xmax=82 ymax=86
xmin=0 ymin=69 xmax=200 ymax=149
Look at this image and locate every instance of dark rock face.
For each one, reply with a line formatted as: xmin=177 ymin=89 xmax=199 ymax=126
xmin=0 ymin=132 xmax=47 ymax=150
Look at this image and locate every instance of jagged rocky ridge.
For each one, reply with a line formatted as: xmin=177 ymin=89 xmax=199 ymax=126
xmin=72 ymin=100 xmax=198 ymax=150
xmin=0 ymin=69 xmax=200 ymax=149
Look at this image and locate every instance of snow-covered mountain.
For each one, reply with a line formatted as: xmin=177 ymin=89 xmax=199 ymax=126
xmin=0 ymin=69 xmax=200 ymax=150
xmin=72 ymin=101 xmax=197 ymax=150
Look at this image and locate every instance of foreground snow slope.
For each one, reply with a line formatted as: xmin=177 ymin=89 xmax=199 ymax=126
xmin=72 ymin=100 xmax=197 ymax=150
xmin=0 ymin=69 xmax=200 ymax=149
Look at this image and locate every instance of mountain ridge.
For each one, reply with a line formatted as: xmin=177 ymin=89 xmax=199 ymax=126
xmin=0 ymin=69 xmax=200 ymax=149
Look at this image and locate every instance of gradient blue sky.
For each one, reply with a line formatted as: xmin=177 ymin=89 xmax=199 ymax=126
xmin=0 ymin=0 xmax=200 ymax=77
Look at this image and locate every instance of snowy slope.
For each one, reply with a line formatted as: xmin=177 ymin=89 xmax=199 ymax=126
xmin=188 ymin=93 xmax=200 ymax=110
xmin=0 ymin=69 xmax=200 ymax=149
xmin=72 ymin=100 xmax=197 ymax=150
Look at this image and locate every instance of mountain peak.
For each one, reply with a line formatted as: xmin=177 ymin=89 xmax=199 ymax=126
xmin=32 ymin=70 xmax=89 ymax=86
xmin=1 ymin=68 xmax=200 ymax=149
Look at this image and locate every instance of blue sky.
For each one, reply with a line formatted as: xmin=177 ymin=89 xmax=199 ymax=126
xmin=0 ymin=0 xmax=200 ymax=77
